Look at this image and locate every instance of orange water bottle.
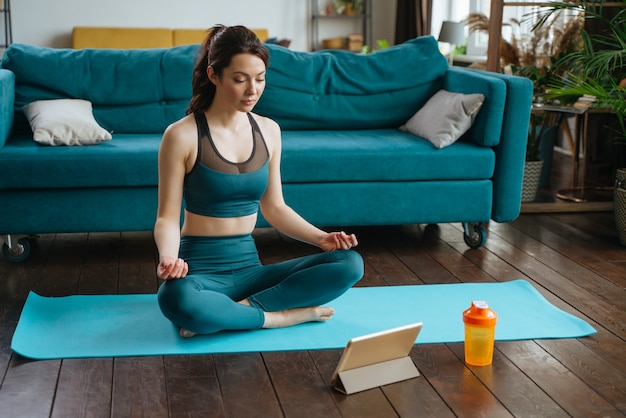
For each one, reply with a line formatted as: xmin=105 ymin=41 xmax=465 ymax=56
xmin=463 ymin=301 xmax=498 ymax=366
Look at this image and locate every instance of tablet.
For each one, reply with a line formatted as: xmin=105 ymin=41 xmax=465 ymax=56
xmin=330 ymin=322 xmax=423 ymax=393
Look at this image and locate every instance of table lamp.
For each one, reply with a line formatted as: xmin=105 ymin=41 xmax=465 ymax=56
xmin=438 ymin=21 xmax=465 ymax=65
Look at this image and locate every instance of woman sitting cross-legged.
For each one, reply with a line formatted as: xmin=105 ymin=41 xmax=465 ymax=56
xmin=155 ymin=24 xmax=364 ymax=337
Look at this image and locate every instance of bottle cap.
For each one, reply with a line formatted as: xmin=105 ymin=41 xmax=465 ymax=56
xmin=463 ymin=301 xmax=497 ymax=326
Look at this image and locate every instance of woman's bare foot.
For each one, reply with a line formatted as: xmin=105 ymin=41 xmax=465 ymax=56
xmin=178 ymin=305 xmax=334 ymax=336
xmin=180 ymin=328 xmax=196 ymax=338
xmin=262 ymin=306 xmax=335 ymax=329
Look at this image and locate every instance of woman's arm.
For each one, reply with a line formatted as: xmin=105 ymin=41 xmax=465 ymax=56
xmin=154 ymin=120 xmax=193 ymax=279
xmin=258 ymin=117 xmax=357 ymax=251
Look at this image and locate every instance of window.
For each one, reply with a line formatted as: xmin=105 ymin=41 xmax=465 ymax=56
xmin=454 ymin=0 xmax=571 ymax=56
xmin=466 ymin=0 xmax=490 ymax=56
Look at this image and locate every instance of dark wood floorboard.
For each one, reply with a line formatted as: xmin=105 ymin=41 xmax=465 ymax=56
xmin=1 ymin=156 xmax=625 ymax=417
xmin=112 ymin=356 xmax=168 ymax=417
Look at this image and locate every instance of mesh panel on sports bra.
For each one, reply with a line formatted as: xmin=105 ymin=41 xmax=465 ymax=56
xmin=194 ymin=111 xmax=269 ymax=174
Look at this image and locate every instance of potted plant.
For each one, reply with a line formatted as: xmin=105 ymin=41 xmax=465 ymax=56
xmin=536 ymin=1 xmax=626 ymax=243
xmin=466 ymin=10 xmax=583 ymax=201
xmin=537 ymin=2 xmax=625 ymax=144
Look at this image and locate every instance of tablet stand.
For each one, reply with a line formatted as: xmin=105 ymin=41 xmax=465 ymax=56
xmin=333 ymin=356 xmax=420 ymax=395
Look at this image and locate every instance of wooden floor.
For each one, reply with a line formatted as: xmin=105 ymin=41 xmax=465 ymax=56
xmin=1 ymin=156 xmax=625 ymax=417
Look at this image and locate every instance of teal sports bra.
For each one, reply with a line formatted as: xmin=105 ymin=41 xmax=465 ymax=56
xmin=183 ymin=111 xmax=269 ymax=218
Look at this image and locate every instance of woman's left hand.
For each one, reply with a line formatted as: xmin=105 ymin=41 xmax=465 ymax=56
xmin=320 ymin=231 xmax=358 ymax=252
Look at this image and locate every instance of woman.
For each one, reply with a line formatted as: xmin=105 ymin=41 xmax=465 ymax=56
xmin=155 ymin=25 xmax=364 ymax=337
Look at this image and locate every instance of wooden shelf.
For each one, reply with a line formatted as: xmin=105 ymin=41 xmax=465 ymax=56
xmin=311 ymin=0 xmax=372 ymax=52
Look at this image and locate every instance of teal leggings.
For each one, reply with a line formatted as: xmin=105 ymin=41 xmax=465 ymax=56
xmin=157 ymin=234 xmax=364 ymax=334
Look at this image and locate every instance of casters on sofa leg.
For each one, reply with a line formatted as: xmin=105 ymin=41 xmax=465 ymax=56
xmin=1 ymin=234 xmax=33 ymax=263
xmin=462 ymin=223 xmax=487 ymax=249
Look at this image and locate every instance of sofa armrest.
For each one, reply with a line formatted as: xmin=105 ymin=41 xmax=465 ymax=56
xmin=445 ymin=67 xmax=533 ymax=222
xmin=0 ymin=69 xmax=15 ymax=149
xmin=474 ymin=71 xmax=533 ymax=223
xmin=444 ymin=67 xmax=507 ymax=147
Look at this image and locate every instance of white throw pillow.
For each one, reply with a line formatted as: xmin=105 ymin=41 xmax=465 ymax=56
xmin=400 ymin=90 xmax=485 ymax=149
xmin=22 ymin=99 xmax=112 ymax=146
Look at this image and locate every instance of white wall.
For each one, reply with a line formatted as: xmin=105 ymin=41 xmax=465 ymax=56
xmin=3 ymin=0 xmax=398 ymax=52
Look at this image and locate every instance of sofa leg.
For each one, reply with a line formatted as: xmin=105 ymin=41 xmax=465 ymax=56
xmin=1 ymin=234 xmax=32 ymax=262
xmin=462 ymin=223 xmax=487 ymax=249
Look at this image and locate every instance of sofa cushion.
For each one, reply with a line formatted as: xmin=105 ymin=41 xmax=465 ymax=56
xmin=22 ymin=99 xmax=112 ymax=146
xmin=400 ymin=90 xmax=485 ymax=149
xmin=0 ymin=129 xmax=495 ymax=190
xmin=256 ymin=36 xmax=449 ymax=130
xmin=280 ymin=129 xmax=495 ymax=183
xmin=1 ymin=43 xmax=197 ymax=134
xmin=0 ymin=134 xmax=161 ymax=189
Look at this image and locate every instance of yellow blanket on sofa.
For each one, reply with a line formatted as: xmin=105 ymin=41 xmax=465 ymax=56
xmin=72 ymin=27 xmax=269 ymax=49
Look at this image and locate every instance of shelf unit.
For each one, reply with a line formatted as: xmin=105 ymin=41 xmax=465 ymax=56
xmin=311 ymin=0 xmax=372 ymax=52
xmin=1 ymin=0 xmax=12 ymax=49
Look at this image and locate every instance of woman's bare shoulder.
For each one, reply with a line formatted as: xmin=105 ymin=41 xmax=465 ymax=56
xmin=249 ymin=112 xmax=278 ymax=129
xmin=159 ymin=114 xmax=198 ymax=170
xmin=162 ymin=114 xmax=197 ymax=147
xmin=250 ymin=113 xmax=281 ymax=158
xmin=165 ymin=114 xmax=196 ymax=137
xmin=250 ymin=112 xmax=280 ymax=133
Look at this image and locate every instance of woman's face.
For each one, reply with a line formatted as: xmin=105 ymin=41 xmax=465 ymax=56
xmin=210 ymin=53 xmax=267 ymax=112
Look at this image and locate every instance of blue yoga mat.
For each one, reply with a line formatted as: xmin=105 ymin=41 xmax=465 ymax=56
xmin=12 ymin=280 xmax=596 ymax=360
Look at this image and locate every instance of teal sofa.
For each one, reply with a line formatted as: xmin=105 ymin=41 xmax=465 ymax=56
xmin=0 ymin=36 xmax=532 ymax=261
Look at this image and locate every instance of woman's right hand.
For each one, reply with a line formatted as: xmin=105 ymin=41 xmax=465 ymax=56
xmin=157 ymin=255 xmax=189 ymax=280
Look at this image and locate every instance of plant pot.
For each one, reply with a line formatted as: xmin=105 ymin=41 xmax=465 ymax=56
xmin=521 ymin=160 xmax=544 ymax=203
xmin=614 ymin=168 xmax=626 ymax=246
